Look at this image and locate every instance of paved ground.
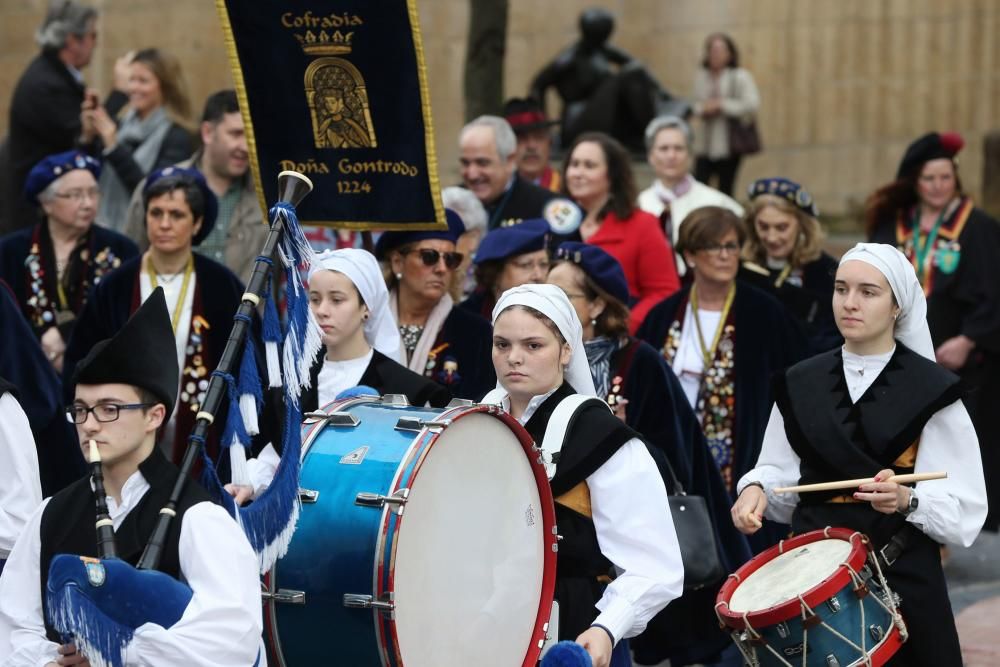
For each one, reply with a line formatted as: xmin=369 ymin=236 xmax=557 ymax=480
xmin=945 ymin=530 xmax=1000 ymax=665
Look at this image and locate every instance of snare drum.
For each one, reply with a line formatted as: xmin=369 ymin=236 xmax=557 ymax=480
xmin=715 ymin=527 xmax=906 ymax=667
xmin=264 ymin=395 xmax=557 ymax=667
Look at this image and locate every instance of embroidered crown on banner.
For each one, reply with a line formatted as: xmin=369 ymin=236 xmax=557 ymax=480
xmin=282 ymin=11 xmax=362 ymax=56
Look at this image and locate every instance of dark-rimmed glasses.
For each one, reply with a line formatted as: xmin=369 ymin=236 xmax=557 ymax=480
xmin=403 ymin=248 xmax=464 ymax=270
xmin=66 ymin=403 xmax=154 ymax=424
xmin=697 ymin=242 xmax=741 ymax=257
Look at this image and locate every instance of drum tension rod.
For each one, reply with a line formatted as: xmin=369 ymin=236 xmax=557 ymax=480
xmin=261 ymin=589 xmax=306 ymax=605
xmin=343 ymin=593 xmax=395 ymax=615
xmin=355 ymin=488 xmax=410 ymax=515
xmin=302 ymin=410 xmax=361 ymax=427
xmin=394 ymin=417 xmax=451 ymax=432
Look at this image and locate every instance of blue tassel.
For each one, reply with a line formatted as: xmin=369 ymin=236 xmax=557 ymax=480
xmin=214 ymin=371 xmax=249 ymax=452
xmin=45 ymin=555 xmax=194 ymax=667
xmin=262 ymin=283 xmax=283 ymax=388
xmin=48 ymin=585 xmax=131 ymax=667
xmin=235 ymin=396 xmax=302 ymax=572
xmin=237 ymin=336 xmax=263 ymax=436
xmin=273 ymin=202 xmax=322 ymax=404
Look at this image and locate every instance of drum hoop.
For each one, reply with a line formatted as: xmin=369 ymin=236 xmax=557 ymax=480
xmin=298 ymin=395 xmax=384 ymax=460
xmin=373 ymin=403 xmax=559 ymax=667
xmin=716 ymin=526 xmax=870 ymax=629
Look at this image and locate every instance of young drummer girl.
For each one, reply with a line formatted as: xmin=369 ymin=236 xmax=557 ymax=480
xmin=485 ymin=284 xmax=683 ymax=667
xmin=731 ymin=243 xmax=986 ymax=666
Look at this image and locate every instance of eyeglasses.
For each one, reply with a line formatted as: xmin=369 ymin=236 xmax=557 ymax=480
xmin=698 ymin=241 xmax=741 ymax=256
xmin=66 ymin=403 xmax=154 ymax=424
xmin=404 ymin=248 xmax=464 ymax=270
xmin=53 ymin=188 xmax=100 ymax=203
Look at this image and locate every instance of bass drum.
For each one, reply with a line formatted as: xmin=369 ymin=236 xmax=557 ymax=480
xmin=264 ymin=395 xmax=557 ymax=667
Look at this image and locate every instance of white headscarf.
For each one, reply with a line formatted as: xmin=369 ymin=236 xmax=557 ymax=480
xmin=308 ymin=248 xmax=403 ymax=362
xmin=491 ymin=284 xmax=598 ymax=397
xmin=839 ymin=242 xmax=934 ymax=360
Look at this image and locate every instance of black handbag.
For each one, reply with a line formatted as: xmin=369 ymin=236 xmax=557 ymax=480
xmin=727 ymin=117 xmax=761 ymax=156
xmin=661 ymin=457 xmax=725 ymax=590
xmin=725 ymin=72 xmax=762 ymax=156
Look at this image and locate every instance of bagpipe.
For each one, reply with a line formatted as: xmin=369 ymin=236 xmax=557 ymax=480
xmin=46 ymin=171 xmax=317 ymax=667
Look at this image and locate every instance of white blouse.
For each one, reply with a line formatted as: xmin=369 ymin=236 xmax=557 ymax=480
xmin=0 ymin=469 xmax=264 ymax=665
xmin=737 ymin=346 xmax=987 ymax=547
xmin=672 ymin=304 xmax=721 ymax=409
xmin=494 ymin=390 xmax=684 ymax=644
xmin=0 ymin=394 xmax=42 ymax=559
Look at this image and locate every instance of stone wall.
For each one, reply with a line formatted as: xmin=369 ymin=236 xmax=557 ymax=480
xmin=3 ymin=0 xmax=998 ymax=220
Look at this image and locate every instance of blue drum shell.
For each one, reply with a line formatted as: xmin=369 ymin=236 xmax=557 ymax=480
xmin=269 ymin=400 xmax=442 ymax=666
xmin=749 ymin=576 xmax=896 ymax=667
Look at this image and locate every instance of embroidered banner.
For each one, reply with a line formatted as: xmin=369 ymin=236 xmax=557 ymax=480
xmin=215 ymin=1 xmax=446 ymax=230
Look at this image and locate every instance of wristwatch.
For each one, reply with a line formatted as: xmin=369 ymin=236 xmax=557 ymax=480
xmin=897 ymin=488 xmax=918 ymax=516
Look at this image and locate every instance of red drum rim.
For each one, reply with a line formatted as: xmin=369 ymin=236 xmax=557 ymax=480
xmin=868 ymin=623 xmax=905 ymax=667
xmin=715 ymin=526 xmax=870 ymax=629
xmin=375 ymin=403 xmax=558 ymax=667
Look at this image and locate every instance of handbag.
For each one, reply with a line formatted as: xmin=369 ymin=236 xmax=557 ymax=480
xmin=726 ymin=71 xmax=762 ymax=156
xmin=727 ymin=117 xmax=761 ymax=156
xmin=661 ymin=456 xmax=725 ymax=590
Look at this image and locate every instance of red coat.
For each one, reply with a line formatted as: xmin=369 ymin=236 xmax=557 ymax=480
xmin=586 ymin=209 xmax=680 ymax=333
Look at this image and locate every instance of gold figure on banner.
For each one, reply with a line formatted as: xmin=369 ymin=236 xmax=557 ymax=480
xmin=305 ymin=57 xmax=377 ymax=149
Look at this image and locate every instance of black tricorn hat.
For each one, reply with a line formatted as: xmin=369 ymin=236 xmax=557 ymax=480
xmin=503 ymin=97 xmax=559 ymax=133
xmin=72 ymin=288 xmax=179 ymax=420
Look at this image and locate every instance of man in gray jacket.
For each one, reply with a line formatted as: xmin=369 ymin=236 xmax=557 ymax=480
xmin=122 ymin=90 xmax=265 ymax=280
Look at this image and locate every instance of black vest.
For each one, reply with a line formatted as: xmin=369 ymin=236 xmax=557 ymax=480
xmin=774 ymin=343 xmax=961 ymax=544
xmin=522 ymin=383 xmax=636 ymax=640
xmin=39 ymin=447 xmax=212 ymax=641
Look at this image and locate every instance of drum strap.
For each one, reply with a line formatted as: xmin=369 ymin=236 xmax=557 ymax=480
xmin=541 ymin=395 xmax=612 ymax=480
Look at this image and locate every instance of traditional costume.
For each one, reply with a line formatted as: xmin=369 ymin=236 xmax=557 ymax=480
xmin=637 ymin=280 xmax=806 ymax=551
xmin=557 ymin=242 xmax=751 ymax=665
xmin=459 ymin=217 xmax=550 ymax=319
xmin=376 ymin=211 xmax=496 ymax=400
xmin=869 ymin=132 xmax=1000 ymax=530
xmin=503 ymin=97 xmax=562 ymax=193
xmin=247 ymin=249 xmax=449 ymax=498
xmin=737 ymin=243 xmax=986 ymax=667
xmin=0 ymin=378 xmax=43 ymax=577
xmin=63 ymin=167 xmax=244 ymax=466
xmin=0 ymin=289 xmax=264 ymax=666
xmin=0 ymin=151 xmax=138 ymax=342
xmin=0 ymin=280 xmax=84 ymax=495
xmin=739 ymin=177 xmax=841 ymax=354
xmin=484 ymin=284 xmax=683 ymax=667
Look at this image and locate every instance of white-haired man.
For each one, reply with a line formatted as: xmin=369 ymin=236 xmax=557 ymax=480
xmin=459 ymin=115 xmax=557 ymax=231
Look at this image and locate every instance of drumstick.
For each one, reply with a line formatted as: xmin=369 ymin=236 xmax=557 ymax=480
xmin=773 ymin=471 xmax=947 ymax=495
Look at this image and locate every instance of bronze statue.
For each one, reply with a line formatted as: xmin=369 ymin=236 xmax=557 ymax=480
xmin=530 ymin=8 xmax=689 ymax=152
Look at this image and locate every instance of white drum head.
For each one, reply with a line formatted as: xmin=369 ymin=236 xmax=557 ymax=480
xmin=729 ymin=539 xmax=852 ymax=612
xmin=392 ymin=412 xmax=545 ymax=666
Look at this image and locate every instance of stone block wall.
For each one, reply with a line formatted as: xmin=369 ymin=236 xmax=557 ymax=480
xmin=3 ymin=0 xmax=997 ymax=220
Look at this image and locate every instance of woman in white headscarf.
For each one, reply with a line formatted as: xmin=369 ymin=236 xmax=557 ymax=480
xmin=229 ymin=249 xmax=449 ymax=503
xmin=486 ymin=284 xmax=683 ymax=667
xmin=731 ymin=243 xmax=986 ymax=667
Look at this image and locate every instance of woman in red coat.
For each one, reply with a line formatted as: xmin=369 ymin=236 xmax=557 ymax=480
xmin=563 ymin=131 xmax=680 ymax=332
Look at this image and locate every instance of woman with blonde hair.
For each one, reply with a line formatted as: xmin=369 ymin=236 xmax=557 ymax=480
xmin=82 ymin=48 xmax=193 ymax=230
xmin=738 ymin=177 xmax=840 ymax=353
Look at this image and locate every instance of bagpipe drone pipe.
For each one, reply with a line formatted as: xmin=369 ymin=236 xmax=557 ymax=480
xmin=45 ymin=171 xmax=318 ymax=667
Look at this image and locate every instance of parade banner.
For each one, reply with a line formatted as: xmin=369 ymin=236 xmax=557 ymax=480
xmin=215 ymin=1 xmax=446 ymax=230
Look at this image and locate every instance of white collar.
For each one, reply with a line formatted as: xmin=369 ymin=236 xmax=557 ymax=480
xmin=89 ymin=467 xmax=151 ymax=520
xmin=499 ymin=387 xmax=560 ymax=425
